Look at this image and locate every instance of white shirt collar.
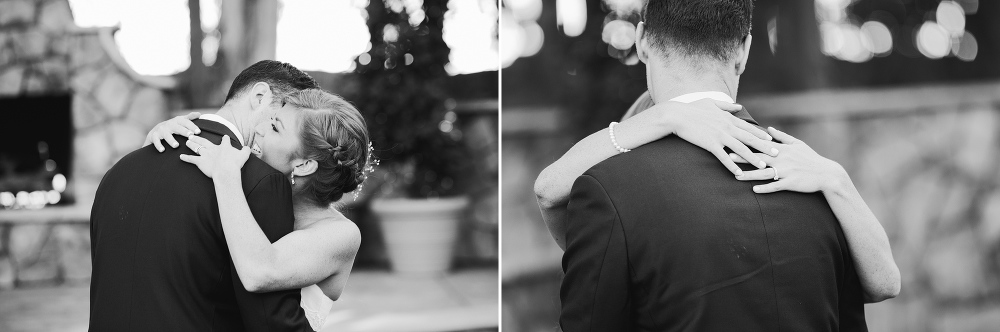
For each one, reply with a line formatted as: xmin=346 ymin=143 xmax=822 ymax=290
xmin=198 ymin=114 xmax=246 ymax=146
xmin=668 ymin=91 xmax=735 ymax=104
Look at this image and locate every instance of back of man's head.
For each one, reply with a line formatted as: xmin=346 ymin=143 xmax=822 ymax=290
xmin=224 ymin=60 xmax=320 ymax=105
xmin=643 ymin=0 xmax=754 ymax=63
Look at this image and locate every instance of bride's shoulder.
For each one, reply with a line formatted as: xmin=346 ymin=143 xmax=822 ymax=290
xmin=311 ymin=210 xmax=361 ymax=239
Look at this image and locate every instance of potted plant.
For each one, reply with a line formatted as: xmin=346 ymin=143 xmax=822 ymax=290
xmin=353 ymin=0 xmax=474 ymax=274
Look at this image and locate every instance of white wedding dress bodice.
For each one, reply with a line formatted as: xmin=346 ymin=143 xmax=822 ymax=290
xmin=300 ymin=284 xmax=334 ymax=331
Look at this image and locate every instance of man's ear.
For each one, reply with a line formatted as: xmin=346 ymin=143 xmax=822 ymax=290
xmin=736 ymin=34 xmax=753 ymax=76
xmin=248 ymin=82 xmax=273 ymax=112
xmin=635 ymin=22 xmax=650 ymax=64
xmin=291 ymin=159 xmax=318 ymax=177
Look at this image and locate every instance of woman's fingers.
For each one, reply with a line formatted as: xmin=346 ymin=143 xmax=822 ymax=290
xmin=186 ymin=135 xmax=214 ymax=147
xmin=175 ymin=116 xmax=200 ymax=135
xmin=179 ymin=154 xmax=198 ymax=164
xmin=151 ymin=137 xmax=165 ymax=152
xmin=163 ymin=129 xmax=181 ymax=148
xmin=767 ymin=127 xmax=800 ymax=144
xmin=753 ymin=179 xmax=788 ymax=194
xmin=725 ymin=137 xmax=766 ymax=169
xmin=711 ymin=100 xmax=743 ymax=112
xmin=184 ymin=112 xmax=202 ymax=120
xmin=732 ymin=119 xmax=772 ymax=141
xmin=710 ymin=148 xmax=745 ymax=177
xmin=735 ymin=168 xmax=777 ymax=181
xmin=729 ymin=152 xmax=776 ymax=164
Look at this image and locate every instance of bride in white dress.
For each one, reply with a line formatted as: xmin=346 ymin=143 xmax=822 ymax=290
xmin=145 ymin=89 xmax=369 ymax=330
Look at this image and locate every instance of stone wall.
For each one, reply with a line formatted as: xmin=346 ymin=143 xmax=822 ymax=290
xmin=502 ymin=81 xmax=1000 ymax=331
xmin=0 ymin=0 xmax=174 ymax=287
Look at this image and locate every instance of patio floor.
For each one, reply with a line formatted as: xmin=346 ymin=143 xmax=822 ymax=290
xmin=0 ymin=268 xmax=498 ymax=332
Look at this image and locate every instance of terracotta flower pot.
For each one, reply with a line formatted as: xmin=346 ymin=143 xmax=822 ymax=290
xmin=371 ymin=196 xmax=470 ymax=274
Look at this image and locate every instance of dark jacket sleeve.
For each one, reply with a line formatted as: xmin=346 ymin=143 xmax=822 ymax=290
xmin=230 ymin=171 xmax=311 ymax=332
xmin=560 ymin=174 xmax=632 ymax=332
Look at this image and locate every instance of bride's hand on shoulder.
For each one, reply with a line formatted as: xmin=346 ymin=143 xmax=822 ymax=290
xmin=645 ymin=99 xmax=776 ymax=176
xmin=730 ymin=127 xmax=849 ymax=194
xmin=179 ymin=135 xmax=251 ymax=179
xmin=143 ymin=112 xmax=202 ymax=152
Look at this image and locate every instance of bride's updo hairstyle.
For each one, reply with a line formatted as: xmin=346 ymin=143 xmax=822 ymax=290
xmin=285 ymin=89 xmax=371 ymax=205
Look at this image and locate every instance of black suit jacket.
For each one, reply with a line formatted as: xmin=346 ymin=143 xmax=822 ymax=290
xmin=559 ymin=110 xmax=867 ymax=332
xmin=89 ymin=119 xmax=311 ymax=332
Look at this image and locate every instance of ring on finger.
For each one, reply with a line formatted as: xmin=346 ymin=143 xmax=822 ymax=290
xmin=772 ymin=167 xmax=780 ymax=180
xmin=193 ymin=145 xmax=205 ymax=155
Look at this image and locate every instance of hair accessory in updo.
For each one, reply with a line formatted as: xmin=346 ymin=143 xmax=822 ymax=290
xmin=331 ymin=146 xmax=344 ymax=166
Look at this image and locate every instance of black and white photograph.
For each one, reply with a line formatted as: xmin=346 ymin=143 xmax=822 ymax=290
xmin=0 ymin=0 xmax=498 ymax=331
xmin=503 ymin=0 xmax=1000 ymax=331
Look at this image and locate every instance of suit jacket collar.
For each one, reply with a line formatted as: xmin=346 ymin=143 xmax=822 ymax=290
xmin=668 ymin=91 xmax=759 ymax=127
xmin=192 ymin=119 xmax=243 ymax=148
xmin=622 ymin=91 xmax=759 ymax=126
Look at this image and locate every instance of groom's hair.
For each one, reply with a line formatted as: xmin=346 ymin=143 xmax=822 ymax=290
xmin=643 ymin=0 xmax=754 ymax=62
xmin=224 ymin=60 xmax=320 ymax=105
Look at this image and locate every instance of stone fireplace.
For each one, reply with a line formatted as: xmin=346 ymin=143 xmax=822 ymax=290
xmin=0 ymin=0 xmax=175 ymax=287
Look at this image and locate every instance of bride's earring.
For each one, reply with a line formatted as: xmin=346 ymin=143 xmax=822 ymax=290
xmin=290 ymin=174 xmax=295 ymax=185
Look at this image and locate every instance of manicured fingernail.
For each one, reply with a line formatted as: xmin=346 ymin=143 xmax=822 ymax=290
xmin=735 ymin=170 xmax=743 ymax=176
xmin=734 ymin=104 xmax=742 ymax=108
xmin=771 ymin=148 xmax=779 ymax=156
xmin=185 ymin=131 xmax=193 ymax=137
xmin=768 ymin=127 xmax=775 ymax=131
xmin=753 ymin=186 xmax=761 ymax=192
xmin=758 ymin=160 xmax=767 ymax=168
xmin=765 ymin=134 xmax=773 ymax=141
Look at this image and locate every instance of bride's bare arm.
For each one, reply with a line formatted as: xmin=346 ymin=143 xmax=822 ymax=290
xmin=181 ymin=135 xmax=361 ymax=296
xmin=733 ymin=127 xmax=900 ymax=303
xmin=215 ymin=171 xmax=360 ymax=296
xmin=534 ymin=99 xmax=774 ymax=250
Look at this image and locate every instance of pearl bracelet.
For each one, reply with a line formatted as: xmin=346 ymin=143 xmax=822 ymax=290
xmin=608 ymin=122 xmax=631 ymax=153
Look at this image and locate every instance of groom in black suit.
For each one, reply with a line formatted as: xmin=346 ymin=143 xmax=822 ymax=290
xmin=89 ymin=61 xmax=318 ymax=331
xmin=560 ymin=1 xmax=868 ymax=331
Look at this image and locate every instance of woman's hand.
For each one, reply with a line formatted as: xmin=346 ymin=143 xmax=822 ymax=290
xmin=652 ymin=99 xmax=777 ymax=176
xmin=730 ymin=127 xmax=848 ymax=193
xmin=143 ymin=112 xmax=202 ymax=152
xmin=179 ymin=135 xmax=251 ymax=179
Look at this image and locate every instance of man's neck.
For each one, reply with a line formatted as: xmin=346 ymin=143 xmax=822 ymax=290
xmin=214 ymin=104 xmax=254 ymax=146
xmin=648 ymin=60 xmax=739 ymax=105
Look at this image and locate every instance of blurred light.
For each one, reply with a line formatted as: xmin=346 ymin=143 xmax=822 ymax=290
xmin=383 ymin=24 xmax=400 ymax=43
xmin=408 ymin=9 xmax=426 ymax=26
xmin=45 ymin=159 xmax=57 ymax=172
xmin=15 ymin=191 xmax=29 ymax=207
xmin=504 ymin=0 xmax=542 ymax=21
xmin=936 ymin=1 xmax=966 ymax=37
xmin=46 ymin=191 xmax=61 ymax=205
xmin=0 ymin=192 xmax=14 ymax=208
xmin=28 ymin=191 xmax=45 ymax=209
xmin=500 ymin=10 xmax=524 ymax=67
xmin=404 ymin=53 xmax=414 ymax=65
xmin=202 ymin=32 xmax=219 ymax=66
xmin=819 ymin=22 xmax=844 ymax=56
xmin=916 ymin=22 xmax=951 ymax=59
xmin=956 ymin=0 xmax=978 ymax=14
xmin=603 ymin=0 xmax=643 ymax=15
xmin=839 ymin=24 xmax=872 ymax=63
xmin=443 ymin=0 xmax=499 ymax=75
xmin=602 ymin=20 xmax=635 ymax=50
xmin=53 ymin=173 xmax=67 ymax=192
xmin=556 ymin=0 xmax=586 ymax=37
xmin=439 ymin=120 xmax=454 ymax=133
xmin=861 ymin=21 xmax=892 ymax=55
xmin=953 ymin=31 xmax=978 ymax=61
xmin=520 ymin=21 xmax=544 ymax=57
xmin=815 ymin=0 xmax=852 ymax=22
xmin=767 ymin=16 xmax=778 ymax=54
xmin=358 ymin=53 xmax=371 ymax=65
xmin=444 ymin=111 xmax=458 ymax=122
xmin=276 ymin=0 xmax=370 ymax=73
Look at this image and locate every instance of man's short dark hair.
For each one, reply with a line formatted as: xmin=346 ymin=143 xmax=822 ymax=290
xmin=643 ymin=0 xmax=754 ymax=62
xmin=224 ymin=60 xmax=320 ymax=105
